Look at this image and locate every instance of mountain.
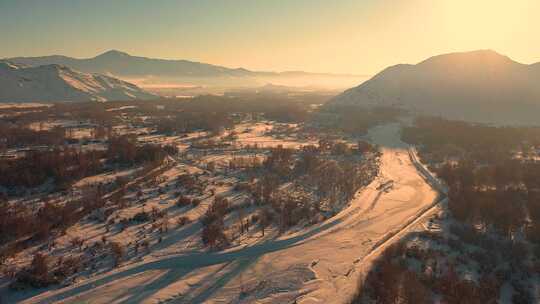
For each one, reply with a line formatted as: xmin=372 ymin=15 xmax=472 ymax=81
xmin=6 ymin=50 xmax=333 ymax=78
xmin=0 ymin=61 xmax=157 ymax=103
xmin=330 ymin=50 xmax=540 ymax=125
xmin=4 ymin=50 xmax=366 ymax=90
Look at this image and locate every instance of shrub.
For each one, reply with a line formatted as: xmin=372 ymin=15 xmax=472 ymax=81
xmin=110 ymin=242 xmax=125 ymax=267
xmin=191 ymin=198 xmax=201 ymax=207
xmin=70 ymin=236 xmax=84 ymax=249
xmin=53 ymin=256 xmax=81 ymax=279
xmin=9 ymin=253 xmax=58 ymax=290
xmin=201 ymin=222 xmax=228 ymax=248
xmin=177 ymin=216 xmax=191 ymax=227
xmin=177 ymin=196 xmax=192 ymax=207
xmin=131 ymin=211 xmax=150 ymax=222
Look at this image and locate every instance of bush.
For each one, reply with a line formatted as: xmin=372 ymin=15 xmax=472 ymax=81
xmin=191 ymin=198 xmax=201 ymax=207
xmin=110 ymin=242 xmax=125 ymax=267
xmin=9 ymin=253 xmax=58 ymax=290
xmin=177 ymin=216 xmax=191 ymax=227
xmin=200 ymin=197 xmax=231 ymax=247
xmin=70 ymin=236 xmax=84 ymax=249
xmin=53 ymin=256 xmax=81 ymax=279
xmin=177 ymin=196 xmax=192 ymax=207
xmin=201 ymin=222 xmax=228 ymax=248
xmin=131 ymin=211 xmax=150 ymax=223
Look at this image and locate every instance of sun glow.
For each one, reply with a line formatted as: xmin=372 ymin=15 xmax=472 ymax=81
xmin=1 ymin=0 xmax=539 ymax=75
xmin=437 ymin=0 xmax=535 ymax=46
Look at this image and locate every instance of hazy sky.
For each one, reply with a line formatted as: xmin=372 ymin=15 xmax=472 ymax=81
xmin=1 ymin=0 xmax=539 ymax=74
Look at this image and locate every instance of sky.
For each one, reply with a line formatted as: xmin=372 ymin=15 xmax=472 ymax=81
xmin=1 ymin=0 xmax=540 ymax=75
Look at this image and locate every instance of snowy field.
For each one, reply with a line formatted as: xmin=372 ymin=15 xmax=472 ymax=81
xmin=0 ymin=103 xmax=51 ymax=109
xmin=7 ymin=123 xmax=439 ymax=304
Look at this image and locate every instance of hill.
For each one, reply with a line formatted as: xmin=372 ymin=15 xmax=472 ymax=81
xmin=6 ymin=50 xmax=360 ymax=79
xmin=5 ymin=50 xmax=366 ymax=90
xmin=0 ymin=61 xmax=156 ymax=102
xmin=7 ymin=50 xmax=252 ymax=78
xmin=330 ymin=50 xmax=540 ymax=125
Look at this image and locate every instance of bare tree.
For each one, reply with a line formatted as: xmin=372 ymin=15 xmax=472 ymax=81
xmin=110 ymin=242 xmax=125 ymax=267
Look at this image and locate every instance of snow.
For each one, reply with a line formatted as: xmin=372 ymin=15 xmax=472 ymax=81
xmin=232 ymin=122 xmax=318 ymax=149
xmin=0 ymin=102 xmax=51 ymax=109
xmin=0 ymin=62 xmax=157 ymax=103
xmin=331 ymin=50 xmax=540 ymax=125
xmin=73 ymin=167 xmax=142 ymax=189
xmin=6 ymin=122 xmax=443 ymax=304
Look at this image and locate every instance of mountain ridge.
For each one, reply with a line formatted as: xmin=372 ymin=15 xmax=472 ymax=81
xmin=5 ymin=50 xmax=360 ymax=79
xmin=330 ymin=50 xmax=540 ymax=125
xmin=0 ymin=61 xmax=157 ymax=103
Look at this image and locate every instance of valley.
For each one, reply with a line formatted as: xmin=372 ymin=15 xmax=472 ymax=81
xmin=3 ymin=122 xmax=440 ymax=304
xmin=3 ymin=26 xmax=540 ymax=302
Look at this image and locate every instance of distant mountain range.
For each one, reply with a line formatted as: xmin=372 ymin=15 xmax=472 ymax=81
xmin=331 ymin=50 xmax=540 ymax=125
xmin=5 ymin=50 xmax=359 ymax=81
xmin=0 ymin=61 xmax=156 ymax=103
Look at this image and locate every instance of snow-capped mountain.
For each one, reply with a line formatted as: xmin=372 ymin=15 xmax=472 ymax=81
xmin=4 ymin=50 xmax=365 ymax=90
xmin=330 ymin=50 xmax=540 ymax=125
xmin=0 ymin=62 xmax=157 ymax=103
xmin=6 ymin=50 xmax=360 ymax=79
xmin=7 ymin=50 xmax=252 ymax=78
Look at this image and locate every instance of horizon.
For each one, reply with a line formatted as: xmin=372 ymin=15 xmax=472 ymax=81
xmin=4 ymin=49 xmax=369 ymax=76
xmin=2 ymin=0 xmax=540 ymax=74
xmin=3 ymin=48 xmax=537 ymax=77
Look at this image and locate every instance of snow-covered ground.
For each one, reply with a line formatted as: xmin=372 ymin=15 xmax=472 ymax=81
xmin=232 ymin=122 xmax=318 ymax=149
xmin=0 ymin=62 xmax=156 ymax=103
xmin=11 ymin=123 xmax=439 ymax=304
xmin=0 ymin=103 xmax=51 ymax=109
